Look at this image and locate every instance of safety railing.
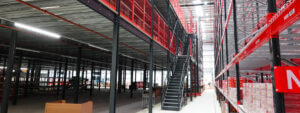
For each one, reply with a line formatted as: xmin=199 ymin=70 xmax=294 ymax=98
xmin=100 ymin=0 xmax=182 ymax=54
xmin=178 ymin=55 xmax=190 ymax=108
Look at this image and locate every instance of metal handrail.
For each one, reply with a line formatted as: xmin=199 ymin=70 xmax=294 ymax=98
xmin=178 ymin=55 xmax=190 ymax=108
xmin=161 ymin=52 xmax=178 ymax=107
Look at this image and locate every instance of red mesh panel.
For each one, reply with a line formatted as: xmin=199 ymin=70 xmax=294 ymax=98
xmin=101 ymin=0 xmax=116 ymax=9
xmin=145 ymin=1 xmax=152 ymax=18
xmin=133 ymin=5 xmax=144 ymax=29
xmin=134 ymin=0 xmax=144 ymax=10
xmin=101 ymin=0 xmax=177 ymax=53
xmin=120 ymin=0 xmax=133 ymax=19
xmin=144 ymin=17 xmax=152 ymax=36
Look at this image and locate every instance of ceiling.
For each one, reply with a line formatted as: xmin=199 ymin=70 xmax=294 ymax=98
xmin=0 ymin=0 xmax=173 ymax=69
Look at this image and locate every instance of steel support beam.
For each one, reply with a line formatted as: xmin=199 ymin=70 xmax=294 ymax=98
xmin=57 ymin=63 xmax=62 ymax=96
xmin=1 ymin=30 xmax=17 ymax=113
xmin=154 ymin=66 xmax=156 ymax=88
xmin=109 ymin=0 xmax=120 ymax=112
xmin=74 ymin=47 xmax=82 ymax=103
xmin=62 ymin=59 xmax=68 ymax=99
xmin=232 ymin=0 xmax=241 ymax=105
xmin=90 ymin=62 xmax=95 ymax=96
xmin=148 ymin=0 xmax=154 ymax=112
xmin=105 ymin=65 xmax=108 ymax=89
xmin=12 ymin=55 xmax=22 ymax=105
xmin=52 ymin=64 xmax=57 ymax=88
xmin=123 ymin=63 xmax=126 ymax=93
xmin=261 ymin=73 xmax=264 ymax=83
xmin=46 ymin=69 xmax=50 ymax=88
xmin=224 ymin=0 xmax=230 ymax=95
xmin=2 ymin=58 xmax=6 ymax=77
xmin=130 ymin=60 xmax=134 ymax=98
xmin=143 ymin=63 xmax=147 ymax=91
xmin=268 ymin=0 xmax=285 ymax=112
xmin=24 ymin=60 xmax=31 ymax=97
xmin=99 ymin=68 xmax=102 ymax=91
xmin=81 ymin=64 xmax=85 ymax=85
xmin=30 ymin=61 xmax=35 ymax=94
xmin=196 ymin=37 xmax=199 ymax=93
xmin=118 ymin=63 xmax=122 ymax=93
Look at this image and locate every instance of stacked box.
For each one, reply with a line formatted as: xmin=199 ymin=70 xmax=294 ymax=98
xmin=265 ymin=83 xmax=274 ymax=113
xmin=284 ymin=93 xmax=300 ymax=113
xmin=228 ymin=88 xmax=237 ymax=103
xmin=242 ymin=83 xmax=274 ymax=113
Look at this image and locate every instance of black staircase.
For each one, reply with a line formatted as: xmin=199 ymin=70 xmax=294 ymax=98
xmin=162 ymin=55 xmax=189 ymax=111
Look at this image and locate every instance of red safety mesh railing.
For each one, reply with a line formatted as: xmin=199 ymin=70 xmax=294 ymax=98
xmin=170 ymin=0 xmax=187 ymax=31
xmin=102 ymin=0 xmax=116 ymax=10
xmin=100 ymin=0 xmax=175 ymax=53
xmin=188 ymin=10 xmax=195 ymax=34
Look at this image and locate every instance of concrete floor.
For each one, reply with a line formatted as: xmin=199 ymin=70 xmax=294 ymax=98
xmin=137 ymin=89 xmax=222 ymax=113
xmin=3 ymin=89 xmax=150 ymax=113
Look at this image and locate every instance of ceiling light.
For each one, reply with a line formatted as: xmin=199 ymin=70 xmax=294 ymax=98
xmin=15 ymin=22 xmax=61 ymax=39
xmin=41 ymin=6 xmax=60 ymax=10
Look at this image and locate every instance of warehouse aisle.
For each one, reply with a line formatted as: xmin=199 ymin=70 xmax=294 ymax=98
xmin=137 ymin=89 xmax=222 ymax=113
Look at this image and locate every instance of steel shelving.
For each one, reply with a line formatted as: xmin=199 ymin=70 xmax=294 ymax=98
xmin=214 ymin=0 xmax=300 ymax=113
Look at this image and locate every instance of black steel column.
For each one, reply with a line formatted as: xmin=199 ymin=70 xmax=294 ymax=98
xmin=90 ymin=62 xmax=95 ymax=96
xmin=62 ymin=59 xmax=68 ymax=99
xmin=149 ymin=0 xmax=154 ymax=112
xmin=118 ymin=64 xmax=122 ymax=93
xmin=224 ymin=0 xmax=230 ymax=93
xmin=99 ymin=68 xmax=102 ymax=91
xmin=81 ymin=64 xmax=85 ymax=85
xmin=13 ymin=55 xmax=22 ymax=105
xmin=232 ymin=0 xmax=241 ymax=105
xmin=154 ymin=65 xmax=156 ymax=88
xmin=166 ymin=0 xmax=171 ymax=80
xmin=30 ymin=61 xmax=35 ymax=94
xmin=268 ymin=0 xmax=285 ymax=112
xmin=52 ymin=64 xmax=57 ymax=88
xmin=2 ymin=58 xmax=6 ymax=77
xmin=123 ymin=63 xmax=126 ymax=92
xmin=134 ymin=68 xmax=137 ymax=82
xmin=143 ymin=63 xmax=147 ymax=91
xmin=196 ymin=37 xmax=199 ymax=93
xmin=105 ymin=65 xmax=108 ymax=89
xmin=130 ymin=60 xmax=134 ymax=98
xmin=47 ymin=69 xmax=50 ymax=86
xmin=74 ymin=47 xmax=82 ymax=103
xmin=24 ymin=60 xmax=31 ymax=96
xmin=1 ymin=30 xmax=17 ymax=113
xmin=109 ymin=0 xmax=120 ymax=112
xmin=161 ymin=68 xmax=163 ymax=86
xmin=261 ymin=73 xmax=264 ymax=83
xmin=57 ymin=63 xmax=62 ymax=96
xmin=190 ymin=63 xmax=193 ymax=101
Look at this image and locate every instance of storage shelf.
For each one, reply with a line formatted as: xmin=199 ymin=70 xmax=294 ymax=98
xmin=216 ymin=86 xmax=246 ymax=113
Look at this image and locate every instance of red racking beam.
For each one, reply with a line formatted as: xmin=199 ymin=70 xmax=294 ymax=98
xmin=216 ymin=0 xmax=300 ymax=79
xmin=215 ymin=0 xmax=233 ymax=65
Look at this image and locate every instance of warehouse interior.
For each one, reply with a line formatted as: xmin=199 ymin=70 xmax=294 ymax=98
xmin=0 ymin=0 xmax=299 ymax=113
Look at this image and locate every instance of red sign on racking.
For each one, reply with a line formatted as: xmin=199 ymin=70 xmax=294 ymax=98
xmin=274 ymin=66 xmax=300 ymax=93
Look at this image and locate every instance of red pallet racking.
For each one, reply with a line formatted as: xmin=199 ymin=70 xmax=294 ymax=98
xmin=215 ymin=0 xmax=300 ymax=113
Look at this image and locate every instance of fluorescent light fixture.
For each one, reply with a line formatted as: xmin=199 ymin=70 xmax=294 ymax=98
xmin=15 ymin=22 xmax=61 ymax=39
xmin=41 ymin=6 xmax=60 ymax=10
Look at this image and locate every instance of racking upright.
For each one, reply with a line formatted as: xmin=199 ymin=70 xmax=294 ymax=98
xmin=214 ymin=0 xmax=300 ymax=113
xmin=0 ymin=0 xmax=202 ymax=113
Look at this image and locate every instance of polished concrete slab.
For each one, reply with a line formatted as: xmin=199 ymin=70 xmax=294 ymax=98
xmin=3 ymin=89 xmax=147 ymax=113
xmin=137 ymin=89 xmax=222 ymax=113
